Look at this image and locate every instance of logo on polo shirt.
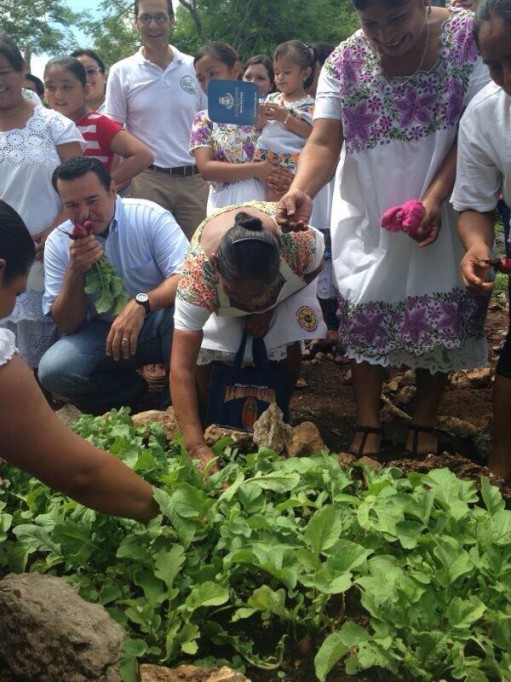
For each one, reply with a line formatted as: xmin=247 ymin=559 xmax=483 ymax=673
xmin=181 ymin=75 xmax=197 ymax=94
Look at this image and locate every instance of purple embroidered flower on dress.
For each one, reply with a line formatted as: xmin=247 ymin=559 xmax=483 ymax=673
xmin=438 ymin=301 xmax=462 ymax=336
xmin=350 ymin=311 xmax=386 ymax=344
xmin=242 ymin=142 xmax=255 ymax=160
xmin=335 ymin=48 xmax=366 ymax=87
xmin=446 ymin=80 xmax=464 ymax=126
xmin=343 ymin=101 xmax=378 ymax=144
xmin=394 ymin=87 xmax=437 ymax=128
xmin=402 ymin=306 xmax=431 ymax=343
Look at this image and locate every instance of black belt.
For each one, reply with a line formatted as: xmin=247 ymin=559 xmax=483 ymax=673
xmin=148 ymin=164 xmax=199 ymax=177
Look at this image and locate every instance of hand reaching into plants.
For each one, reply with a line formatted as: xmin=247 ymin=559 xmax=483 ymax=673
xmin=188 ymin=443 xmax=219 ymax=475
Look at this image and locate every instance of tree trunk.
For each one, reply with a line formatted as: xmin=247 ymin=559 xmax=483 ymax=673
xmin=23 ymin=44 xmax=31 ymax=73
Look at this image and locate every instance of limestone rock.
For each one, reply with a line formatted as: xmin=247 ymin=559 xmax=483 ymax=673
xmin=131 ymin=407 xmax=179 ymax=440
xmin=139 ymin=664 xmax=250 ymax=682
xmin=204 ymin=425 xmax=255 ymax=453
xmin=395 ymin=385 xmax=416 ymax=406
xmin=252 ymin=403 xmax=293 ymax=454
xmin=286 ymin=421 xmax=326 ymax=457
xmin=437 ymin=415 xmax=478 ymax=439
xmin=0 ymin=573 xmax=124 ymax=681
xmin=55 ymin=403 xmax=83 ymax=427
xmin=450 ymin=368 xmax=492 ymax=390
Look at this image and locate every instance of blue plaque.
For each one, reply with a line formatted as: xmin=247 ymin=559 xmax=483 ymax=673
xmin=207 ymin=79 xmax=259 ymax=125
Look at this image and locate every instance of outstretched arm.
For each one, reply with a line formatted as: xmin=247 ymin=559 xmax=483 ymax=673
xmin=0 ymin=354 xmax=157 ymax=522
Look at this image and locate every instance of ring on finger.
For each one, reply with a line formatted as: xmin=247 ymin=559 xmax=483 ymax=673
xmin=122 ymin=337 xmax=129 ymax=342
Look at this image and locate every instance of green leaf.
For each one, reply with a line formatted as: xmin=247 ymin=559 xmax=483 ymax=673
xmin=154 ymin=545 xmax=185 ymax=592
xmin=314 ymin=632 xmax=349 ymax=682
xmin=243 ymin=471 xmax=300 ymax=493
xmin=480 ymin=477 xmax=505 ymax=515
xmin=446 ymin=596 xmax=486 ymax=629
xmin=248 ymin=586 xmax=290 ymax=619
xmin=303 ymin=506 xmax=342 ymax=557
xmin=184 ymin=582 xmax=229 ymax=612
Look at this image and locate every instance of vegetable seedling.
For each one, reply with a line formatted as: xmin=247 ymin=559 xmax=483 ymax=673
xmin=63 ymin=208 xmax=129 ymax=315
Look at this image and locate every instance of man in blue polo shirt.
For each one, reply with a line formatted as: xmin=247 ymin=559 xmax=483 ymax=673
xmin=39 ymin=156 xmax=189 ymax=413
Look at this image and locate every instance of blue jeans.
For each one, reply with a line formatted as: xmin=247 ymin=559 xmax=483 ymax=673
xmin=38 ymin=308 xmax=173 ymax=413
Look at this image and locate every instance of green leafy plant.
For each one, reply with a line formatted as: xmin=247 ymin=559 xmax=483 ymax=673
xmin=1 ymin=409 xmax=510 ymax=682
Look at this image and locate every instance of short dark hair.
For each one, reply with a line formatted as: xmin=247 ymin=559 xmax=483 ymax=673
xmin=134 ymin=0 xmax=174 ymax=16
xmin=52 ymin=157 xmax=112 ymax=192
xmin=273 ymin=40 xmax=317 ymax=90
xmin=309 ymin=42 xmax=335 ymax=67
xmin=194 ymin=41 xmax=239 ymax=67
xmin=0 ymin=34 xmax=25 ymax=73
xmin=44 ymin=57 xmax=87 ymax=88
xmin=70 ymin=48 xmax=107 ymax=73
xmin=0 ymin=201 xmax=36 ymax=283
xmin=24 ymin=73 xmax=44 ymax=97
xmin=215 ymin=212 xmax=281 ymax=284
xmin=474 ymin=0 xmax=511 ymax=45
xmin=242 ymin=55 xmax=275 ymax=89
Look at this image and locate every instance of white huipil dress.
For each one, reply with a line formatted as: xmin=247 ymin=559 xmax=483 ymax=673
xmin=315 ymin=9 xmax=490 ymax=373
xmin=0 ymin=105 xmax=83 ymax=367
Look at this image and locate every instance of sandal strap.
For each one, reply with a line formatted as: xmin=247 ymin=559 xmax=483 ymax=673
xmin=353 ymin=425 xmax=384 ymax=458
xmin=408 ymin=424 xmax=437 ymax=456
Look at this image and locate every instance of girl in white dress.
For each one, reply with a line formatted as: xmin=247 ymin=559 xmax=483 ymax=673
xmin=190 ymin=42 xmax=291 ymax=215
xmin=254 ymin=40 xmax=316 ymax=202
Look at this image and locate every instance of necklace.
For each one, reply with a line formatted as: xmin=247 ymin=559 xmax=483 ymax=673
xmin=378 ymin=20 xmax=430 ymax=83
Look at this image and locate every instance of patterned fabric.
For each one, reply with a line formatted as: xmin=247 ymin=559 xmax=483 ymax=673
xmin=254 ymin=93 xmax=314 ymax=172
xmin=314 ymin=8 xmax=491 ymax=372
xmin=0 ymin=329 xmax=17 ymax=367
xmin=76 ymin=111 xmax=123 ymax=171
xmin=177 ymin=201 xmax=320 ymax=313
xmin=325 ymin=10 xmax=479 ymax=155
xmin=189 ymin=110 xmax=260 ymax=192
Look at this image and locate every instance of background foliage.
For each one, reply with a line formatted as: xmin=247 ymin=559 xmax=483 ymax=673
xmin=78 ymin=0 xmax=359 ymax=68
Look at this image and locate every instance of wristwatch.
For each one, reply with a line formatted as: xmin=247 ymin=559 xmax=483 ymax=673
xmin=135 ymin=292 xmax=151 ymax=315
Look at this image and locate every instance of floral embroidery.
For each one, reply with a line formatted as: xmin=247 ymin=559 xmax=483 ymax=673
xmin=338 ymin=289 xmax=488 ymax=357
xmin=189 ymin=110 xmax=260 ymax=191
xmin=324 ymin=10 xmax=479 ymax=154
xmin=177 ymin=201 xmax=319 ymax=312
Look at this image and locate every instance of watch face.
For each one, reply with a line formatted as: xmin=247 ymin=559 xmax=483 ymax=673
xmin=136 ymin=293 xmax=150 ymax=312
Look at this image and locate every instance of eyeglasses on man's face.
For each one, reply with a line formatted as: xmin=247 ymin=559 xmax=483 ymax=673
xmin=137 ymin=13 xmax=170 ymax=26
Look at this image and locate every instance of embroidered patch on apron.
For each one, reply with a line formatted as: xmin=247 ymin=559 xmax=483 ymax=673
xmin=297 ymin=306 xmax=318 ymax=332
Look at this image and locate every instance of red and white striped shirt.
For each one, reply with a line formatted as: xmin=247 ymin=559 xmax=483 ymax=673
xmin=75 ymin=111 xmax=123 ymax=171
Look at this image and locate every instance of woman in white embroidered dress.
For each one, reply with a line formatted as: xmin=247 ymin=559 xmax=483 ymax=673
xmin=277 ymin=0 xmax=489 ymax=458
xmin=0 ymin=35 xmax=83 ymax=368
xmin=0 ymin=200 xmax=157 ymax=521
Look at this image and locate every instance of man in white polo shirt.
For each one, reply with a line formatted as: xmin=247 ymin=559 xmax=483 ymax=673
xmin=104 ymin=0 xmax=208 ymax=239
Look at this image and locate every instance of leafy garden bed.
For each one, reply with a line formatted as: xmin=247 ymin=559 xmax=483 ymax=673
xmin=1 ymin=409 xmax=510 ymax=682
